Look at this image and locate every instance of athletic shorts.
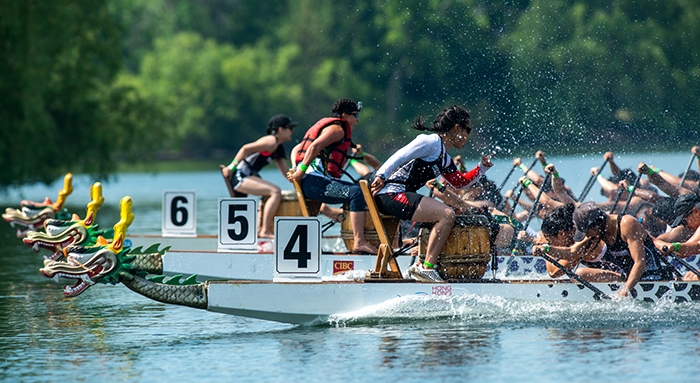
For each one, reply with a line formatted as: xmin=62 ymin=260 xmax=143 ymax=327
xmin=375 ymin=192 xmax=424 ymax=221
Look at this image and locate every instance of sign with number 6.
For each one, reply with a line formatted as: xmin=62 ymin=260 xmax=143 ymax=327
xmin=218 ymin=198 xmax=258 ymax=251
xmin=274 ymin=217 xmax=321 ymax=281
xmin=162 ymin=191 xmax=197 ymax=237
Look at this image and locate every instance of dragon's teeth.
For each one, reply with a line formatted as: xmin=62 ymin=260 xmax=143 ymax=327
xmin=32 ymin=243 xmax=39 ymax=252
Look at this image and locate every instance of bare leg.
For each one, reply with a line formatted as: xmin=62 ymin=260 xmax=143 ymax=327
xmin=411 ymin=197 xmax=456 ymax=266
xmin=350 ymin=211 xmax=377 ymax=253
xmin=236 ymin=176 xmax=281 ymax=238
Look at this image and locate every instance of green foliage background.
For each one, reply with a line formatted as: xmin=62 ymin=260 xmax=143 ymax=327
xmin=2 ymin=0 xmax=699 ymax=188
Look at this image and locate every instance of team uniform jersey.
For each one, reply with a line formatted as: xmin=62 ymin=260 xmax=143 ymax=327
xmin=373 ymin=134 xmax=488 ymax=220
xmin=375 ymin=134 xmax=487 ymax=195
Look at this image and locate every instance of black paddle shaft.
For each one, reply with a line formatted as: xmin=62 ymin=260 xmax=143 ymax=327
xmin=536 ymin=249 xmax=611 ymax=300
xmin=662 ymin=246 xmax=700 ymax=280
xmin=578 ymin=158 xmax=609 ymax=202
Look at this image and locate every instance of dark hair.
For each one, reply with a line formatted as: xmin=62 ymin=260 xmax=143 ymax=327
xmin=610 ymin=168 xmax=637 ymax=185
xmin=475 ymin=177 xmax=503 ymax=208
xmin=679 ymin=170 xmax=700 ymax=182
xmin=413 ymin=105 xmax=470 ymax=133
xmin=541 ymin=203 xmax=575 ymax=236
xmin=651 ymin=197 xmax=676 ymax=224
xmin=331 ymin=99 xmax=359 ymax=117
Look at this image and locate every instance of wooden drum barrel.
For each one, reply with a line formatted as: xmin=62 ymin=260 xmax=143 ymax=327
xmin=419 ymin=215 xmax=492 ymax=280
xmin=274 ymin=190 xmax=303 ymax=217
xmin=341 ymin=213 xmax=400 ymax=252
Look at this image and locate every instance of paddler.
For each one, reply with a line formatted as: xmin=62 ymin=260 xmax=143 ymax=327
xmin=652 ymin=193 xmax=700 ymax=280
xmin=370 ymin=105 xmax=493 ymax=282
xmin=564 ymin=202 xmax=673 ymax=296
xmin=222 ymin=114 xmax=297 ymax=238
xmin=288 ymin=99 xmax=377 ymax=254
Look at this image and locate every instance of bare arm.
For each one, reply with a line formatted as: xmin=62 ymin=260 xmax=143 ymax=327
xmin=619 ymin=215 xmax=648 ymax=296
xmin=288 ymin=124 xmax=345 ymax=183
xmin=223 ymin=135 xmax=279 ymax=178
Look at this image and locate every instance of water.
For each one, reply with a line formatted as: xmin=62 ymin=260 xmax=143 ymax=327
xmin=2 ymin=151 xmax=700 ymax=382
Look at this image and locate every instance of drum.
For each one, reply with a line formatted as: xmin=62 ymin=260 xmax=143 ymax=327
xmin=419 ymin=215 xmax=492 ymax=279
xmin=274 ymin=190 xmax=303 ymax=217
xmin=341 ymin=212 xmax=400 ymax=252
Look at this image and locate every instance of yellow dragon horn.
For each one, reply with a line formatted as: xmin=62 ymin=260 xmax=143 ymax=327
xmin=108 ymin=196 xmax=134 ymax=253
xmin=82 ymin=182 xmax=104 ymax=227
xmin=52 ymin=173 xmax=74 ymax=211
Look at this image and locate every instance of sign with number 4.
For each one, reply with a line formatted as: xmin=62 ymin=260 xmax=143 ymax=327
xmin=162 ymin=191 xmax=197 ymax=237
xmin=274 ymin=217 xmax=321 ymax=281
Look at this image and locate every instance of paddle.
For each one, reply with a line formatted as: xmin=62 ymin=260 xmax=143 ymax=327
xmin=509 ymin=172 xmax=552 ymax=256
xmin=497 ymin=163 xmax=518 ymax=194
xmin=522 ymin=172 xmax=552 ymax=232
xmin=577 ymin=158 xmax=609 ymax=202
xmin=662 ymin=245 xmax=700 ymax=280
xmin=678 ymin=152 xmax=696 ymax=189
xmin=498 ymin=157 xmax=538 ymax=211
xmin=534 ymin=248 xmax=611 ymax=300
xmin=608 ymin=188 xmax=624 ymax=214
xmin=619 ymin=173 xmax=642 ymax=216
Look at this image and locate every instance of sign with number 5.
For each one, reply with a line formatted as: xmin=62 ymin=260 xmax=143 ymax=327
xmin=162 ymin=191 xmax=197 ymax=237
xmin=274 ymin=217 xmax=321 ymax=281
xmin=218 ymin=198 xmax=258 ymax=251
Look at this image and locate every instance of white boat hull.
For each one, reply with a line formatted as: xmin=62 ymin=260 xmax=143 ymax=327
xmin=163 ymin=250 xmax=415 ymax=281
xmin=205 ymin=279 xmax=700 ymax=324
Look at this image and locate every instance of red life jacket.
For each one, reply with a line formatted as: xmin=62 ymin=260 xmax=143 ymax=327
xmin=295 ymin=117 xmax=352 ymax=179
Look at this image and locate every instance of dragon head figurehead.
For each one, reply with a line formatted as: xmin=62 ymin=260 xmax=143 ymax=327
xmin=40 ymin=195 xmax=135 ymax=297
xmin=24 ymin=182 xmax=111 ymax=262
xmin=3 ymin=173 xmax=74 ymax=237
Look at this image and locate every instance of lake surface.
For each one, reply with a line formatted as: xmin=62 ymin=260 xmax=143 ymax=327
xmin=2 ymin=151 xmax=700 ymax=382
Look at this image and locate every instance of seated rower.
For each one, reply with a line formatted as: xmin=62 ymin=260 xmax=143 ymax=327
xmin=370 ymin=105 xmax=493 ymax=282
xmin=288 ymin=99 xmax=377 ymax=254
xmin=532 ymin=204 xmax=622 ymax=282
xmin=222 ymin=114 xmax=297 ymax=238
xmin=571 ymin=202 xmax=674 ymax=297
xmin=653 ymin=193 xmax=700 ymax=281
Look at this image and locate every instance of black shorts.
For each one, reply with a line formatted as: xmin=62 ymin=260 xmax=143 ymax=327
xmin=375 ymin=192 xmax=424 ymax=221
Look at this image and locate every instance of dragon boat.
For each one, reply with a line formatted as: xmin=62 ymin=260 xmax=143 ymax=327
xmin=39 ymin=187 xmax=700 ymax=326
xmin=2 ymin=173 xmax=74 ymax=237
xmin=22 ymin=182 xmax=113 ymax=262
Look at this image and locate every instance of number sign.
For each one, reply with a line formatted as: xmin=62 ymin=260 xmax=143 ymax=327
xmin=162 ymin=191 xmax=196 ymax=237
xmin=218 ymin=198 xmax=258 ymax=251
xmin=274 ymin=217 xmax=321 ymax=281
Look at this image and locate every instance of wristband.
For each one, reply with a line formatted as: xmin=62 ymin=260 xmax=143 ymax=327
xmin=649 ymin=167 xmax=659 ymax=174
xmin=541 ymin=162 xmax=550 ymax=169
xmin=522 ymin=179 xmax=531 ymax=187
xmin=543 ymin=244 xmax=550 ymax=254
xmin=228 ymin=159 xmax=238 ymax=171
xmin=673 ymin=242 xmax=681 ymax=252
xmin=299 ymin=163 xmax=308 ymax=172
xmin=552 ymin=172 xmax=559 ymax=178
xmin=519 ymin=164 xmax=529 ymax=172
xmin=596 ymin=174 xmax=604 ymax=181
xmin=627 ymin=185 xmax=635 ymax=193
xmin=423 ymin=261 xmax=436 ymax=268
xmin=437 ymin=182 xmax=446 ymax=193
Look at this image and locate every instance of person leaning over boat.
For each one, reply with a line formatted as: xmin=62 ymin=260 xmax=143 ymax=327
xmin=567 ymin=202 xmax=673 ymax=297
xmin=370 ymin=105 xmax=493 ymax=282
xmin=652 ymin=193 xmax=700 ymax=280
xmin=287 ymin=99 xmax=377 ymax=254
xmin=222 ymin=114 xmax=297 ymax=238
xmin=533 ymin=204 xmax=622 ymax=282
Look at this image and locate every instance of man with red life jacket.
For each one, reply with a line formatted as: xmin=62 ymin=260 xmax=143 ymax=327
xmin=287 ymin=99 xmax=377 ymax=254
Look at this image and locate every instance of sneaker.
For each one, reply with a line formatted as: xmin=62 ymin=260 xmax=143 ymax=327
xmin=408 ymin=263 xmax=444 ymax=282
